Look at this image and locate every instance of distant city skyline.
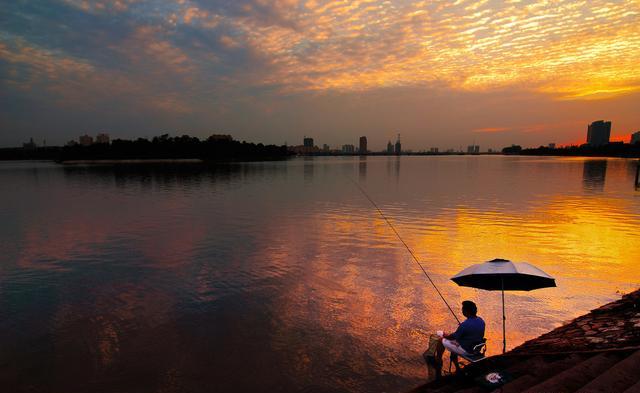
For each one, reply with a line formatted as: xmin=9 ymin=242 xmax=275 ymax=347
xmin=1 ymin=1 xmax=639 ymax=148
xmin=15 ymin=118 xmax=640 ymax=153
xmin=9 ymin=116 xmax=640 ymax=152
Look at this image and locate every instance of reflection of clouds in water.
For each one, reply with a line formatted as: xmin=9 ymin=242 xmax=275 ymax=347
xmin=273 ymin=157 xmax=640 ymax=368
xmin=2 ymin=157 xmax=640 ymax=392
xmin=16 ymin=186 xmax=207 ymax=270
xmin=303 ymin=156 xmax=314 ymax=183
xmin=15 ymin=163 xmax=294 ymax=270
xmin=262 ymin=220 xmax=427 ymax=389
xmin=33 ymin=279 xmax=180 ymax=392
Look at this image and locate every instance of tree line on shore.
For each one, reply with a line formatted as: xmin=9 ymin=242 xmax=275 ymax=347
xmin=0 ymin=134 xmax=293 ymax=162
xmin=503 ymin=143 xmax=640 ymax=158
xmin=4 ymin=134 xmax=640 ymax=161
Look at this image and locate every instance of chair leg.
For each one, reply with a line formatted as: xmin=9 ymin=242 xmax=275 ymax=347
xmin=451 ymin=354 xmax=460 ymax=372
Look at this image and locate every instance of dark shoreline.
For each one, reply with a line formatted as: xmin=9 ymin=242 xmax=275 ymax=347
xmin=0 ymin=137 xmax=293 ymax=162
xmin=505 ymin=143 xmax=640 ymax=158
xmin=2 ymin=153 xmax=640 ymax=162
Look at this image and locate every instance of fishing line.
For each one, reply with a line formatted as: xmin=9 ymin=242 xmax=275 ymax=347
xmin=348 ymin=177 xmax=461 ymax=324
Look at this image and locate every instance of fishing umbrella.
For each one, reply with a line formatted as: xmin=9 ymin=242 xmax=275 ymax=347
xmin=451 ymin=258 xmax=556 ymax=353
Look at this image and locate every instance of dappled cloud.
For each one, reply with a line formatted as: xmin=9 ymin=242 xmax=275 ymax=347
xmin=1 ymin=0 xmax=639 ymax=147
xmin=62 ymin=0 xmax=140 ymax=13
xmin=216 ymin=0 xmax=640 ymax=98
xmin=2 ymin=0 xmax=639 ymax=99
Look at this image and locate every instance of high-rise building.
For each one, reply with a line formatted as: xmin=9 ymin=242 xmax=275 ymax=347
xmin=430 ymin=147 xmax=439 ymax=153
xmin=322 ymin=144 xmax=330 ymax=152
xmin=79 ymin=134 xmax=93 ymax=146
xmin=394 ymin=134 xmax=401 ymax=155
xmin=96 ymin=133 xmax=110 ymax=144
xmin=303 ymin=137 xmax=314 ymax=148
xmin=467 ymin=145 xmax=480 ymax=154
xmin=387 ymin=141 xmax=393 ymax=154
xmin=23 ymin=137 xmax=36 ymax=149
xmin=587 ymin=120 xmax=611 ymax=146
xmin=630 ymin=131 xmax=640 ymax=145
xmin=342 ymin=144 xmax=355 ymax=153
xmin=548 ymin=143 xmax=556 ymax=149
xmin=359 ymin=136 xmax=367 ymax=154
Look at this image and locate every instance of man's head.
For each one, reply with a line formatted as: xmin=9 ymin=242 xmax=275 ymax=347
xmin=462 ymin=300 xmax=477 ymax=318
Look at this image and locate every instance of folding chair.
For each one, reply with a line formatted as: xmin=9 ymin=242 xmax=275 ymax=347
xmin=449 ymin=338 xmax=487 ymax=373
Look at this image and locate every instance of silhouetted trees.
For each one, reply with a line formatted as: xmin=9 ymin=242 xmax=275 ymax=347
xmin=0 ymin=146 xmax=61 ymax=160
xmin=502 ymin=145 xmax=522 ymax=155
xmin=54 ymin=135 xmax=292 ymax=162
xmin=0 ymin=135 xmax=292 ymax=161
xmin=514 ymin=143 xmax=640 ymax=158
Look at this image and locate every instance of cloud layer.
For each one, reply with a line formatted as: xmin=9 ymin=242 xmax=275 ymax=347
xmin=1 ymin=0 xmax=639 ymax=148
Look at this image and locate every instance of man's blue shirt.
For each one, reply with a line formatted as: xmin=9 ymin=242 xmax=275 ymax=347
xmin=450 ymin=316 xmax=485 ymax=353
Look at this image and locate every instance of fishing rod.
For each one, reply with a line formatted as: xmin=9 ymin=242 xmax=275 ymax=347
xmin=349 ymin=177 xmax=461 ymax=324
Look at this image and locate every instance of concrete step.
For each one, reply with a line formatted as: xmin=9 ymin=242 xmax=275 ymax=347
xmin=453 ymin=387 xmax=485 ymax=393
xmin=430 ymin=380 xmax=471 ymax=393
xmin=521 ymin=352 xmax=623 ymax=393
xmin=577 ymin=350 xmax=640 ymax=393
xmin=412 ymin=376 xmax=467 ymax=393
xmin=502 ymin=355 xmax=546 ymax=375
xmin=498 ymin=375 xmax=537 ymax=393
xmin=493 ymin=356 xmax=545 ymax=393
xmin=496 ymin=354 xmax=585 ymax=393
xmin=622 ymin=380 xmax=640 ymax=393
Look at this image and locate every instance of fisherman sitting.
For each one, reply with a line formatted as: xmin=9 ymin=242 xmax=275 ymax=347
xmin=424 ymin=300 xmax=485 ymax=378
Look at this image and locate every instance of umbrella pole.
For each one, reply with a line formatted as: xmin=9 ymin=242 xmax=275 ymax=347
xmin=501 ymin=277 xmax=506 ymax=353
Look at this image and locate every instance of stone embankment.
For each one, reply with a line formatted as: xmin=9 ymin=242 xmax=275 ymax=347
xmin=411 ymin=289 xmax=640 ymax=392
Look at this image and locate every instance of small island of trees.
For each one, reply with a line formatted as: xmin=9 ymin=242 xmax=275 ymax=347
xmin=0 ymin=134 xmax=293 ymax=162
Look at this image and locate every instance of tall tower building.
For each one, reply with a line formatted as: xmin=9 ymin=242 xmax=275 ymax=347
xmin=303 ymin=137 xmax=314 ymax=147
xmin=359 ymin=136 xmax=367 ymax=154
xmin=394 ymin=134 xmax=401 ymax=155
xmin=79 ymin=134 xmax=93 ymax=146
xmin=96 ymin=133 xmax=110 ymax=144
xmin=586 ymin=120 xmax=611 ymax=146
xmin=387 ymin=141 xmax=393 ymax=154
xmin=23 ymin=137 xmax=36 ymax=149
xmin=342 ymin=144 xmax=355 ymax=153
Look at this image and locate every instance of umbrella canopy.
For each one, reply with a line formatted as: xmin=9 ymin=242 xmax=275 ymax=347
xmin=450 ymin=258 xmax=556 ymax=353
xmin=451 ymin=258 xmax=556 ymax=291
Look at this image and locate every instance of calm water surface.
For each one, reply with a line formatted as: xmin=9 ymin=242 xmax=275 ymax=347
xmin=1 ymin=156 xmax=639 ymax=392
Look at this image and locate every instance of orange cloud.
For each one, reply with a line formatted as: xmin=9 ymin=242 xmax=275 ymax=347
xmin=472 ymin=127 xmax=511 ymax=133
xmin=11 ymin=0 xmax=639 ymax=104
xmin=62 ymin=0 xmax=139 ymax=13
xmin=0 ymin=40 xmax=94 ymax=84
xmin=223 ymin=0 xmax=640 ymax=99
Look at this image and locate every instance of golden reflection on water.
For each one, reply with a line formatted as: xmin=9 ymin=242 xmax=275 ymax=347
xmin=2 ymin=158 xmax=640 ymax=391
xmin=274 ymin=160 xmax=640 ymax=382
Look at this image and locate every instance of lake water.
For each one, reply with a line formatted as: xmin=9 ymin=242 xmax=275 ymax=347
xmin=1 ymin=156 xmax=639 ymax=392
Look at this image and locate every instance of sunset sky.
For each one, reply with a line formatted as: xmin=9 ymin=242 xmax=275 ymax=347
xmin=1 ymin=0 xmax=639 ymax=149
